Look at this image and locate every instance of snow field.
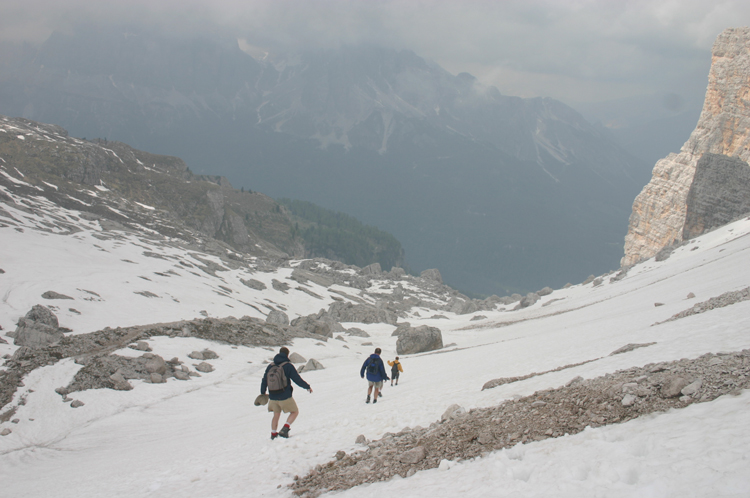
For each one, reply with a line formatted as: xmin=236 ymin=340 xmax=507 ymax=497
xmin=0 ymin=217 xmax=749 ymax=496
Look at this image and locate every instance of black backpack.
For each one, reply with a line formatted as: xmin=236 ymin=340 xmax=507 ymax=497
xmin=366 ymin=358 xmax=379 ymax=375
xmin=267 ymin=361 xmax=290 ymax=393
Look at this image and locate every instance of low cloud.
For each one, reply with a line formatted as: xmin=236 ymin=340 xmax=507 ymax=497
xmin=1 ymin=0 xmax=749 ymax=104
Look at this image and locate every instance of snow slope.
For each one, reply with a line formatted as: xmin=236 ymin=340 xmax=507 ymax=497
xmin=1 ymin=208 xmax=750 ymax=496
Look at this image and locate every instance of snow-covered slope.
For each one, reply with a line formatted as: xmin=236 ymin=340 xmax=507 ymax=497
xmin=1 ymin=174 xmax=749 ymax=496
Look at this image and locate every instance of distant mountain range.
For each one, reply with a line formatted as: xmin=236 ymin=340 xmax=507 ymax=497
xmin=0 ymin=26 xmax=652 ymax=295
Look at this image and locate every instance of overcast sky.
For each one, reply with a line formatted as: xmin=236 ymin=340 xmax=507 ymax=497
xmin=2 ymin=0 xmax=750 ymax=106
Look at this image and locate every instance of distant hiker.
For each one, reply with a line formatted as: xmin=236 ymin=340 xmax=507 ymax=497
xmin=360 ymin=347 xmax=389 ymax=404
xmin=260 ymin=346 xmax=312 ymax=439
xmin=388 ymin=357 xmax=403 ymax=386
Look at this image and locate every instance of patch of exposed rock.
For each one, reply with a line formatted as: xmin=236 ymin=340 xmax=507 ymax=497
xmin=290 ymin=350 xmax=750 ymax=497
xmin=0 ymin=309 xmax=317 ymax=412
xmin=657 ymin=286 xmax=750 ymax=324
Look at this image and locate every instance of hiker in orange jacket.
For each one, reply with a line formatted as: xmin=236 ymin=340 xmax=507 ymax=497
xmin=388 ymin=357 xmax=403 ymax=386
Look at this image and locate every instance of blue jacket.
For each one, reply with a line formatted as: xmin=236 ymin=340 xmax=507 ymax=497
xmin=360 ymin=354 xmax=389 ymax=382
xmin=261 ymin=353 xmax=311 ymax=401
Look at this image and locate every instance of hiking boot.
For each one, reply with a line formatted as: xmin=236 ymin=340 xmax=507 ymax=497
xmin=271 ymin=433 xmax=278 ymax=440
xmin=373 ymin=398 xmax=377 ymax=404
xmin=366 ymin=395 xmax=371 ymax=404
xmin=279 ymin=426 xmax=290 ymax=438
xmin=378 ymin=392 xmax=382 ymax=397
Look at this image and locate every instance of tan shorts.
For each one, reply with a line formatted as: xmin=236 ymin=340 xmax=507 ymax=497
xmin=268 ymin=397 xmax=299 ymax=413
xmin=368 ymin=380 xmax=384 ymax=389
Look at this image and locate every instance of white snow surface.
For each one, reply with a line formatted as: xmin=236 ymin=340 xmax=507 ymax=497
xmin=1 ymin=212 xmax=750 ymax=497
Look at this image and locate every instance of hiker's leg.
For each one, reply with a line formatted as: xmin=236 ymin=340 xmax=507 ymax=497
xmin=286 ymin=411 xmax=299 ymax=425
xmin=373 ymin=386 xmax=380 ymax=398
xmin=367 ymin=385 xmax=373 ymax=395
xmin=271 ymin=411 xmax=281 ymax=431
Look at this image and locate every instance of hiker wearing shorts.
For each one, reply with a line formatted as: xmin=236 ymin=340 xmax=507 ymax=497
xmin=388 ymin=357 xmax=403 ymax=386
xmin=260 ymin=346 xmax=312 ymax=439
xmin=360 ymin=347 xmax=389 ymax=404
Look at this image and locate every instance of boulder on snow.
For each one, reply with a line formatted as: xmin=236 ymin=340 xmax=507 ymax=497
xmin=13 ymin=305 xmax=63 ymax=348
xmin=396 ymin=325 xmax=443 ymax=355
xmin=346 ymin=327 xmax=370 ymax=338
xmin=398 ymin=446 xmax=426 ymax=464
xmin=661 ymin=376 xmax=690 ymax=398
xmin=41 ymin=291 xmax=74 ymax=300
xmin=441 ymin=404 xmax=466 ymax=421
xmin=288 ymin=352 xmax=307 ymax=364
xmin=195 ymin=362 xmax=214 ymax=373
xmin=298 ymin=358 xmax=325 ymax=373
xmin=145 ymin=355 xmax=167 ymax=375
xmin=266 ymin=310 xmax=290 ymax=326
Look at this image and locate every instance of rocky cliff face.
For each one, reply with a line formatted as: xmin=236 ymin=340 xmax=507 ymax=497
xmin=622 ymin=27 xmax=750 ymax=266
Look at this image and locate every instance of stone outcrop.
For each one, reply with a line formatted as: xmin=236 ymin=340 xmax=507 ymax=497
xmin=396 ymin=325 xmax=443 ymax=355
xmin=12 ymin=305 xmax=64 ymax=348
xmin=683 ymin=153 xmax=750 ymax=239
xmin=623 ymin=27 xmax=750 ymax=266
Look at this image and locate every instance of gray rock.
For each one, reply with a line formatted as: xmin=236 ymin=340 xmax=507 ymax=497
xmin=145 ymin=355 xmax=167 ymax=375
xmin=396 ymin=325 xmax=443 ymax=355
xmin=129 ymin=341 xmax=152 ymax=351
xmin=291 ymin=316 xmax=334 ymax=338
xmin=609 ymin=342 xmax=656 ymax=355
xmin=661 ymin=376 xmax=690 ymax=398
xmin=515 ymin=293 xmax=540 ymax=309
xmin=289 ymin=352 xmax=307 ymax=364
xmin=470 ymin=315 xmax=487 ymax=321
xmin=681 ymin=378 xmax=703 ymax=396
xmin=271 ymin=279 xmax=290 ymax=293
xmin=42 ymin=291 xmax=74 ymax=300
xmin=537 ymin=287 xmax=553 ymax=297
xmin=70 ymin=400 xmax=85 ymax=408
xmin=110 ymin=372 xmax=133 ymax=391
xmin=346 ymin=327 xmax=370 ymax=338
xmin=621 ymin=394 xmax=637 ymax=406
xmin=13 ymin=305 xmax=63 ymax=348
xmin=441 ymin=404 xmax=466 ymax=421
xmin=201 ymin=349 xmax=219 ymax=360
xmin=389 ymin=267 xmax=406 ymax=278
xmin=240 ymin=278 xmax=266 ymax=291
xmin=150 ymin=373 xmax=164 ymax=383
xmin=326 ymin=301 xmax=397 ymax=326
xmin=355 ymin=434 xmax=368 ymax=445
xmin=687 ymin=292 xmax=696 ymax=299
xmin=420 ymin=268 xmax=442 ymax=283
xmin=592 ymin=277 xmax=604 ymax=287
xmin=24 ymin=305 xmax=60 ymax=328
xmin=398 ymin=446 xmax=426 ymax=464
xmin=188 ymin=351 xmax=205 ymax=360
xmin=1 ymin=428 xmax=11 ymax=436
xmin=174 ymin=370 xmax=190 ymax=381
xmin=299 ymin=358 xmax=325 ymax=373
xmin=582 ymin=275 xmax=596 ymax=285
xmin=195 ymin=362 xmax=214 ymax=373
xmin=361 ymin=263 xmax=382 ymax=275
xmin=266 ymin=310 xmax=289 ymax=326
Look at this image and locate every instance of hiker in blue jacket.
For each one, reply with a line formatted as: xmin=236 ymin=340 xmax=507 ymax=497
xmin=260 ymin=347 xmax=312 ymax=439
xmin=360 ymin=347 xmax=389 ymax=404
